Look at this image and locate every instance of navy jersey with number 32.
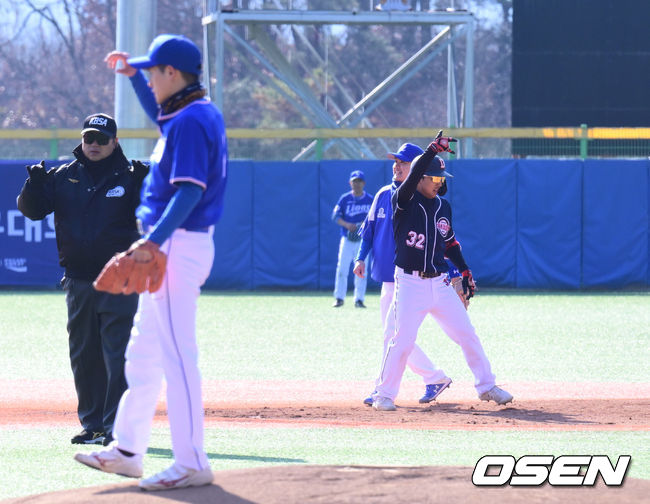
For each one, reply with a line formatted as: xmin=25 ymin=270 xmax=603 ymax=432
xmin=392 ymin=155 xmax=456 ymax=274
xmin=392 ymin=193 xmax=455 ymax=273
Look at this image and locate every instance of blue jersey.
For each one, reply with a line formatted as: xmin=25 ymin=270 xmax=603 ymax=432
xmin=332 ymin=191 xmax=373 ymax=238
xmin=358 ymin=183 xmax=398 ymax=283
xmin=131 ymin=72 xmax=228 ymax=230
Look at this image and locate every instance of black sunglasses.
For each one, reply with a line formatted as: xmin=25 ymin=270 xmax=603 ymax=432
xmin=82 ymin=131 xmax=112 ymax=145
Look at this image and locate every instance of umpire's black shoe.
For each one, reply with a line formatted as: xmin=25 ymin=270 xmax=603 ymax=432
xmin=354 ymin=300 xmax=366 ymax=308
xmin=102 ymin=432 xmax=114 ymax=446
xmin=71 ymin=429 xmax=105 ymax=445
xmin=332 ymin=298 xmax=344 ymax=308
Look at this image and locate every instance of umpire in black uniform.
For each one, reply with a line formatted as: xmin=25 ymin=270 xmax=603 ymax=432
xmin=17 ymin=113 xmax=147 ymax=445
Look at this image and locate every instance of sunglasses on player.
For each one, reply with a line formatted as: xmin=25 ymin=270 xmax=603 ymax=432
xmin=423 ymin=175 xmax=446 ymax=184
xmin=82 ymin=132 xmax=112 ymax=145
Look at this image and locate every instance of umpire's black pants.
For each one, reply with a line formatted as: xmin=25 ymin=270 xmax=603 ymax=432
xmin=63 ymin=277 xmax=138 ymax=435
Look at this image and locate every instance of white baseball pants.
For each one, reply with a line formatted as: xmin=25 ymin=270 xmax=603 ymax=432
xmin=377 ymin=281 xmax=448 ymax=387
xmin=113 ymin=228 xmax=214 ymax=471
xmin=333 ymin=236 xmax=367 ymax=301
xmin=376 ymin=267 xmax=496 ymax=400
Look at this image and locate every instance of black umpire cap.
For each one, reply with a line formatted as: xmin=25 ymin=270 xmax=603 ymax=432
xmin=81 ymin=113 xmax=117 ymax=137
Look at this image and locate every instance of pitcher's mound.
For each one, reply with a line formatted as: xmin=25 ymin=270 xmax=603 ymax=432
xmin=3 ymin=465 xmax=648 ymax=504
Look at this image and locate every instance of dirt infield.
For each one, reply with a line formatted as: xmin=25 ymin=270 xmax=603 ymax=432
xmin=4 ymin=399 xmax=648 ymax=431
xmin=1 ymin=379 xmax=648 ymax=503
xmin=3 ymin=465 xmax=650 ymax=504
xmin=2 ymin=379 xmax=648 ymax=430
xmin=205 ymin=399 xmax=649 ymax=431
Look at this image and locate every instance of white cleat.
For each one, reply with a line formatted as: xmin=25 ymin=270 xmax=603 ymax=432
xmin=479 ymin=385 xmax=513 ymax=405
xmin=372 ymin=396 xmax=397 ymax=411
xmin=139 ymin=463 xmax=214 ymax=491
xmin=74 ymin=445 xmax=143 ymax=478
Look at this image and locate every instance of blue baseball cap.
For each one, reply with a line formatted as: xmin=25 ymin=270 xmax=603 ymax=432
xmin=127 ymin=34 xmax=202 ymax=75
xmin=349 ymin=170 xmax=365 ymax=181
xmin=414 ymin=154 xmax=453 ymax=178
xmin=387 ymin=143 xmax=423 ymax=162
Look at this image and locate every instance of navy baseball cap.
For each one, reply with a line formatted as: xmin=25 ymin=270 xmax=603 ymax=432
xmin=414 ymin=154 xmax=453 ymax=178
xmin=349 ymin=170 xmax=365 ymax=181
xmin=387 ymin=143 xmax=423 ymax=162
xmin=127 ymin=34 xmax=202 ymax=75
xmin=81 ymin=113 xmax=117 ymax=137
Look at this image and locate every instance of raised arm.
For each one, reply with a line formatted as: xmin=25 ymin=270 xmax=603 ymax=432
xmin=105 ymin=51 xmax=159 ymax=122
xmin=394 ymin=130 xmax=457 ymax=209
xmin=16 ymin=161 xmax=55 ymax=221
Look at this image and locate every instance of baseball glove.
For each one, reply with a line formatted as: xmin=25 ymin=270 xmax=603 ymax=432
xmin=347 ymin=224 xmax=361 ymax=242
xmin=94 ymin=239 xmax=167 ymax=295
xmin=451 ymin=276 xmax=470 ymax=310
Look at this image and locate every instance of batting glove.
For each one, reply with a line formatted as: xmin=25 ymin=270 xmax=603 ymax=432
xmin=461 ymin=269 xmax=476 ymax=299
xmin=429 ymin=130 xmax=458 ymax=155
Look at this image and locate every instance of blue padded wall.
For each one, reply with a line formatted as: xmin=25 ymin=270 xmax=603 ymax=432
xmin=582 ymin=159 xmax=649 ymax=287
xmin=209 ymin=160 xmax=254 ymax=289
xmin=2 ymin=158 xmax=648 ymax=289
xmin=516 ymin=159 xmax=583 ymax=288
xmin=446 ymin=159 xmax=518 ymax=287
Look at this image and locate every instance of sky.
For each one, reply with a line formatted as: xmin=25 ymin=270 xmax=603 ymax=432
xmin=0 ymin=1 xmax=77 ymax=44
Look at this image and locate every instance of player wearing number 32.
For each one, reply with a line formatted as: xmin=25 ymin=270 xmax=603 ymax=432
xmin=74 ymin=34 xmax=227 ymax=491
xmin=371 ymin=132 xmax=513 ymax=411
xmin=354 ymin=143 xmax=452 ymax=406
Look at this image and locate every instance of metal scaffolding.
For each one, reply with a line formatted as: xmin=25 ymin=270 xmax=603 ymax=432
xmin=202 ymin=4 xmax=475 ymax=158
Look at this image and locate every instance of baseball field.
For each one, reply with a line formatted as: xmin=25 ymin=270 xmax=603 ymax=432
xmin=0 ymin=289 xmax=648 ymax=503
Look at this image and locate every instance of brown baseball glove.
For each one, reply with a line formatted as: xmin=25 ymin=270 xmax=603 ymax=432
xmin=94 ymin=239 xmax=167 ymax=295
xmin=451 ymin=276 xmax=470 ymax=310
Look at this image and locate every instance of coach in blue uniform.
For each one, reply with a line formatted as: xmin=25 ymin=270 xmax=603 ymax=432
xmin=371 ymin=133 xmax=513 ymax=411
xmin=354 ymin=143 xmax=451 ymax=405
xmin=75 ymin=35 xmax=227 ymax=490
xmin=331 ymin=170 xmax=373 ymax=308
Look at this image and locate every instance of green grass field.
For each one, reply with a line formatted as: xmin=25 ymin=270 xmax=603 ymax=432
xmin=0 ymin=290 xmax=648 ymax=500
xmin=2 ymin=290 xmax=648 ymax=383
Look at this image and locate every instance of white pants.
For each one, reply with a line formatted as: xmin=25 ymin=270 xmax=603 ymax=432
xmin=113 ymin=228 xmax=214 ymax=471
xmin=376 ymin=267 xmax=496 ymax=400
xmin=333 ymin=237 xmax=367 ymax=301
xmin=377 ymin=281 xmax=447 ymax=387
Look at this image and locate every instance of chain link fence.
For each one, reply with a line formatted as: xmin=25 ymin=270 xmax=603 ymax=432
xmin=1 ymin=127 xmax=649 ymax=160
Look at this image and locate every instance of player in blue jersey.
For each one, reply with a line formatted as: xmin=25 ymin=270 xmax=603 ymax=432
xmin=353 ymin=143 xmax=452 ymax=405
xmin=331 ymin=170 xmax=374 ymax=308
xmin=371 ymin=132 xmax=512 ymax=411
xmin=75 ymin=35 xmax=227 ymax=490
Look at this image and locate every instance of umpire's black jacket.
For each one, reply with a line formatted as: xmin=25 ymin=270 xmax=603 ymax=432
xmin=17 ymin=144 xmax=147 ymax=281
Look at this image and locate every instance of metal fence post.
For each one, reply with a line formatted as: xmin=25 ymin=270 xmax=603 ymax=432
xmin=580 ymin=123 xmax=588 ymax=159
xmin=49 ymin=127 xmax=58 ymax=160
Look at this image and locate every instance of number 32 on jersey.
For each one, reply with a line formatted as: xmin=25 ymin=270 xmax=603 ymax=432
xmin=406 ymin=231 xmax=425 ymax=250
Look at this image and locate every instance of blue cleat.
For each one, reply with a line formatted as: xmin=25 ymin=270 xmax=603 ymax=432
xmin=419 ymin=377 xmax=452 ymax=403
xmin=363 ymin=390 xmax=376 ymax=406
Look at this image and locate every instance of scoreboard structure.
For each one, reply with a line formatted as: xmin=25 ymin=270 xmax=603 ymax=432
xmin=512 ymin=0 xmax=650 ymax=156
